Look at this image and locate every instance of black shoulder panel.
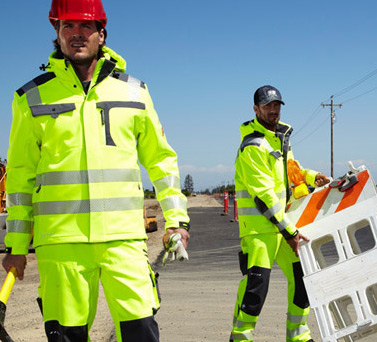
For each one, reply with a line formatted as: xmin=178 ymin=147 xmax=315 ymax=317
xmin=240 ymin=131 xmax=265 ymax=152
xmin=16 ymin=72 xmax=56 ymax=97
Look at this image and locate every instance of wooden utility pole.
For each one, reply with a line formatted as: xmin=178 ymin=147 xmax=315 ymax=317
xmin=321 ymin=96 xmax=342 ymax=178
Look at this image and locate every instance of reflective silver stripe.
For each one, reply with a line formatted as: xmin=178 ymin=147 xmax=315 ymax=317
xmin=262 ymin=139 xmax=274 ymax=153
xmin=36 ymin=169 xmax=140 ymax=186
xmin=27 ymin=85 xmax=42 ymax=106
xmin=276 ymin=217 xmax=291 ymax=231
xmin=286 ymin=324 xmax=309 ymax=338
xmin=276 ymin=190 xmax=286 ymax=199
xmin=160 ymin=196 xmax=187 ymax=212
xmin=233 ymin=319 xmax=256 ymax=329
xmin=30 ymin=103 xmax=76 ymax=118
xmin=231 ymin=331 xmax=253 ymax=340
xmin=7 ymin=193 xmax=33 ymax=207
xmin=128 ymin=75 xmax=143 ymax=102
xmin=251 ymin=137 xmax=264 ymax=146
xmin=287 ymin=313 xmax=308 ymax=324
xmin=33 ymin=197 xmax=143 ymax=215
xmin=236 ymin=190 xmax=251 ymax=199
xmin=263 ymin=201 xmax=283 ymax=220
xmin=7 ymin=220 xmax=33 ymax=233
xmin=128 ymin=75 xmax=144 ymax=87
xmin=21 ymin=79 xmax=37 ymax=94
xmin=153 ymin=175 xmax=181 ymax=193
xmin=238 ymin=207 xmax=260 ymax=216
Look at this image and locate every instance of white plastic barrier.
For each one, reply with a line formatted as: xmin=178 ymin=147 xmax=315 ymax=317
xmin=286 ymin=164 xmax=377 ymax=342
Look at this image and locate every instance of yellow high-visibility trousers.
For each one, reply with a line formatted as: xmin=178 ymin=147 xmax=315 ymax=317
xmin=230 ymin=233 xmax=312 ymax=342
xmin=36 ymin=240 xmax=160 ymax=342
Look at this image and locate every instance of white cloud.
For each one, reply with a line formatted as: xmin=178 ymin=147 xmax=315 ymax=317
xmin=180 ymin=164 xmax=234 ymax=174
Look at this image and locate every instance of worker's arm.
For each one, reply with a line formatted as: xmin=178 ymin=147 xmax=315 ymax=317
xmin=137 ymin=84 xmax=190 ymax=238
xmin=5 ymin=93 xmax=39 ymax=258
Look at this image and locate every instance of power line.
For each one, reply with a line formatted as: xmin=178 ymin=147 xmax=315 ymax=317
xmin=291 ymin=104 xmax=324 ymax=138
xmin=340 ymin=85 xmax=377 ymax=104
xmin=333 ymin=67 xmax=377 ymax=99
xmin=291 ymin=114 xmax=330 ymax=146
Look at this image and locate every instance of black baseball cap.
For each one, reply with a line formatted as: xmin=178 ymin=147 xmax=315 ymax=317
xmin=254 ymin=85 xmax=285 ymax=106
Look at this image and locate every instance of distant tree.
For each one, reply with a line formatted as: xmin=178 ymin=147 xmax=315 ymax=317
xmin=211 ymin=183 xmax=235 ymax=195
xmin=144 ymin=188 xmax=156 ymax=199
xmin=183 ymin=174 xmax=194 ymax=193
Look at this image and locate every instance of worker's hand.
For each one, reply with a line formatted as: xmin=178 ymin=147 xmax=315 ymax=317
xmin=286 ymin=232 xmax=310 ymax=258
xmin=163 ymin=228 xmax=190 ymax=249
xmin=2 ymin=254 xmax=26 ymax=280
xmin=162 ymin=229 xmax=190 ymax=267
xmin=315 ymin=173 xmax=330 ymax=187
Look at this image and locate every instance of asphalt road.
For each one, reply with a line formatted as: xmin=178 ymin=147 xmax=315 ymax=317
xmin=155 ymin=205 xmax=241 ymax=342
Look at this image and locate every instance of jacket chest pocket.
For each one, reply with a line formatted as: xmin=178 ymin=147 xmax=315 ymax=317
xmin=96 ymin=101 xmax=145 ymax=147
xmin=30 ymin=103 xmax=76 ymax=118
xmin=30 ymin=103 xmax=78 ymax=149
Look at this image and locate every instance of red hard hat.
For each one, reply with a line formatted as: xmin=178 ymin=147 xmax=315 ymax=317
xmin=49 ymin=0 xmax=107 ymax=27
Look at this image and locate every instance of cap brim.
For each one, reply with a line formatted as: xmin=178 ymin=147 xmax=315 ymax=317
xmin=259 ymin=98 xmax=285 ymax=106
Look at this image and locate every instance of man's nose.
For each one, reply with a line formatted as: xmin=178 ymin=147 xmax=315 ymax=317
xmin=72 ymin=25 xmax=83 ymax=38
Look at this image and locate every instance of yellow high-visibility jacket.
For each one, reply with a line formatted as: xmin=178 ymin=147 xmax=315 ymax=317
xmin=6 ymin=46 xmax=189 ymax=254
xmin=235 ymin=118 xmax=317 ymax=239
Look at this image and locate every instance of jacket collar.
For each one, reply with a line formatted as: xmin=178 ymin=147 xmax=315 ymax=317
xmin=240 ymin=118 xmax=292 ymax=139
xmin=45 ymin=46 xmax=127 ymax=86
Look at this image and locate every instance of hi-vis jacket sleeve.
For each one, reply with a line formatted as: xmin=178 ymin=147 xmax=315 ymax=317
xmin=5 ymin=94 xmax=40 ymax=254
xmin=238 ymin=144 xmax=298 ymax=238
xmin=137 ymin=85 xmax=189 ymax=230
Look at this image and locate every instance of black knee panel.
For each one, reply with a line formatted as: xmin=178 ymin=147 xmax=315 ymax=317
xmin=120 ymin=316 xmax=159 ymax=342
xmin=45 ymin=320 xmax=88 ymax=342
xmin=241 ymin=266 xmax=271 ymax=316
xmin=293 ymin=261 xmax=309 ymax=309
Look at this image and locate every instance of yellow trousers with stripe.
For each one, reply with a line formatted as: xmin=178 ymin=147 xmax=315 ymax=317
xmin=231 ymin=233 xmax=312 ymax=342
xmin=36 ymin=240 xmax=160 ymax=342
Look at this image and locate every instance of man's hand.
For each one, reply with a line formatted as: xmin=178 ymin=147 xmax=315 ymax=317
xmin=163 ymin=228 xmax=190 ymax=249
xmin=2 ymin=254 xmax=27 ymax=280
xmin=286 ymin=232 xmax=309 ymax=257
xmin=315 ymin=173 xmax=330 ymax=187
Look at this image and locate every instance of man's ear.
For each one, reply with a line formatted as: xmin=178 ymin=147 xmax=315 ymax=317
xmin=99 ymin=28 xmax=105 ymax=45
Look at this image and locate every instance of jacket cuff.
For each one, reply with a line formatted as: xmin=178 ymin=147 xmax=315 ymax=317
xmin=305 ymin=169 xmax=319 ymax=187
xmin=165 ymin=221 xmax=190 ymax=231
xmin=280 ymin=224 xmax=298 ymax=240
xmin=4 ymin=233 xmax=31 ymax=255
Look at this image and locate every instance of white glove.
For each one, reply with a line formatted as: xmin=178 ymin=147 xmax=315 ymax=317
xmin=162 ymin=233 xmax=189 ymax=267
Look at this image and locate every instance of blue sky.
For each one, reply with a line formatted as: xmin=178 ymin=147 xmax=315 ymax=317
xmin=1 ymin=1 xmax=377 ymax=191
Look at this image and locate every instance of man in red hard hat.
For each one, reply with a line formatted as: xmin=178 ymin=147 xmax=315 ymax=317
xmin=3 ymin=0 xmax=190 ymax=341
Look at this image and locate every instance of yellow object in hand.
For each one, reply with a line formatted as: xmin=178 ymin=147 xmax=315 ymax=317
xmin=287 ymin=160 xmax=309 ymax=199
